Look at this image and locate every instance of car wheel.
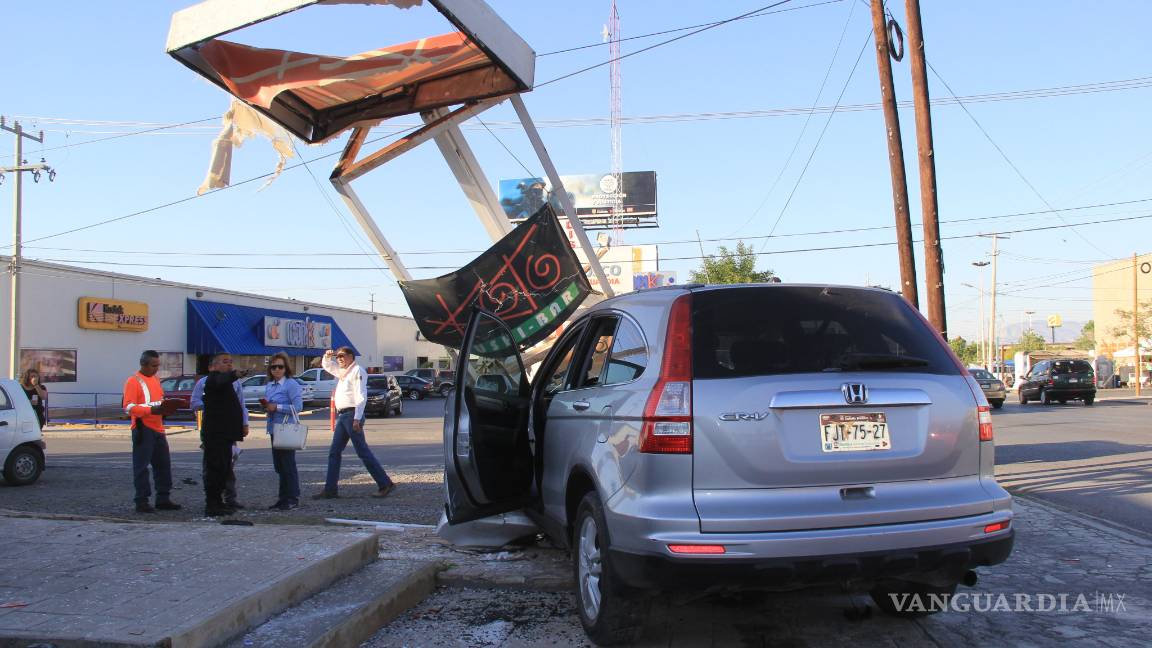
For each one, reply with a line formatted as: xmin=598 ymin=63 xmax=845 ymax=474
xmin=439 ymin=384 xmax=453 ymax=397
xmin=1018 ymin=390 xmax=1028 ymax=405
xmin=870 ymin=581 xmax=958 ymax=618
xmin=1084 ymin=396 xmax=1095 ymax=406
xmin=1058 ymin=399 xmax=1067 ymax=405
xmin=407 ymin=391 xmax=420 ymax=401
xmin=1040 ymin=389 xmax=1052 ymax=405
xmin=381 ymin=402 xmax=391 ymax=418
xmin=573 ymin=491 xmax=649 ymax=646
xmin=3 ymin=446 xmax=43 ymax=486
xmin=991 ymin=400 xmax=1003 ymax=409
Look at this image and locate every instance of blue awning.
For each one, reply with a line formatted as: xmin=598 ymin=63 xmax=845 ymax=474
xmin=186 ymin=299 xmax=359 ymax=357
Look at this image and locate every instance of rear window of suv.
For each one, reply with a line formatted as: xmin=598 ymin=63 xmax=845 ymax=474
xmin=691 ymin=286 xmax=960 ymax=379
xmin=1052 ymin=360 xmax=1092 ymax=374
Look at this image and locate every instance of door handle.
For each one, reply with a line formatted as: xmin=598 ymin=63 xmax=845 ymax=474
xmin=572 ymin=400 xmax=591 ymax=411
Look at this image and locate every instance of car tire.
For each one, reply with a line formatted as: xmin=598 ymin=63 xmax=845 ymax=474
xmin=381 ymin=403 xmax=391 ymax=418
xmin=3 ymin=445 xmax=43 ymax=486
xmin=1058 ymin=399 xmax=1067 ymax=405
xmin=991 ymin=400 xmax=1004 ymax=410
xmin=1018 ymin=390 xmax=1028 ymax=405
xmin=1084 ymin=396 xmax=1095 ymax=406
xmin=573 ymin=491 xmax=649 ymax=646
xmin=407 ymin=391 xmax=421 ymax=401
xmin=870 ymin=581 xmax=958 ymax=618
xmin=1040 ymin=389 xmax=1052 ymax=405
xmin=439 ymin=384 xmax=453 ymax=397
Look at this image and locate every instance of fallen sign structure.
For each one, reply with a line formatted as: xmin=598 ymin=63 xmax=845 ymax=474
xmin=166 ymin=0 xmax=615 ymax=299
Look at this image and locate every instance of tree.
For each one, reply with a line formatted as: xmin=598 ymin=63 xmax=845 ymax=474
xmin=1110 ymin=300 xmax=1152 ymax=347
xmin=949 ymin=337 xmax=979 ymax=365
xmin=1009 ymin=329 xmax=1046 ymax=356
xmin=689 ymin=241 xmax=778 ymax=284
xmin=1074 ymin=320 xmax=1095 ymax=351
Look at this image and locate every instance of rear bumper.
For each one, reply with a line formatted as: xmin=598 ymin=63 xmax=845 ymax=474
xmin=1045 ymin=387 xmax=1096 ymax=399
xmin=610 ymin=530 xmax=1014 ymax=591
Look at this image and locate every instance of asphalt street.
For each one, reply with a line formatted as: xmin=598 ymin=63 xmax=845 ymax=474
xmin=992 ymin=396 xmax=1152 ymax=535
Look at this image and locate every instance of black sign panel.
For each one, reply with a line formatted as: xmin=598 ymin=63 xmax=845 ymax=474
xmin=399 ymin=205 xmax=593 ymax=350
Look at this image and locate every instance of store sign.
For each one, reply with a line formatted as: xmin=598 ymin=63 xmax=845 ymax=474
xmin=77 ymin=298 xmax=149 ymax=332
xmin=263 ymin=316 xmax=333 ymax=349
xmin=634 ymin=271 xmax=678 ymax=291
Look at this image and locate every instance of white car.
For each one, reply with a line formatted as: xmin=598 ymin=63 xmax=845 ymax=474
xmin=238 ymin=375 xmax=315 ymax=410
xmin=1 ymin=378 xmax=46 ymax=486
xmin=297 ymin=367 xmax=338 ymax=404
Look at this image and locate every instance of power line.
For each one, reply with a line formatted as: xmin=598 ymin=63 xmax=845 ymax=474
xmin=537 ymin=1 xmax=797 ymax=89
xmin=21 ymin=195 xmax=1152 ymax=258
xmin=760 ymin=27 xmax=873 ymax=251
xmin=538 ymin=0 xmax=845 ymax=56
xmin=729 ymin=0 xmax=859 ymax=237
xmin=29 ymin=212 xmax=1152 ymax=272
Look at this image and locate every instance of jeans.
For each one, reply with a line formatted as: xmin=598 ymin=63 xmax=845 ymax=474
xmin=131 ymin=423 xmax=172 ymax=503
xmin=271 ymin=445 xmax=300 ymax=503
xmin=322 ymin=411 xmax=391 ymax=494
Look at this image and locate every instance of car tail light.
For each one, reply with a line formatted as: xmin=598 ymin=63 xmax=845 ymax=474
xmin=978 ymin=405 xmax=993 ymax=442
xmin=640 ymin=294 xmax=693 ymax=454
xmin=668 ymin=544 xmax=725 ymax=554
xmin=983 ymin=520 xmax=1010 ymax=534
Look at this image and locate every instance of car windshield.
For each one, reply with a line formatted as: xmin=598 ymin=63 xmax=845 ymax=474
xmin=368 ymin=378 xmax=390 ymax=389
xmin=692 ymin=286 xmax=959 ymax=378
xmin=970 ymin=369 xmax=995 ymax=380
xmin=1052 ymin=360 xmax=1092 ymax=374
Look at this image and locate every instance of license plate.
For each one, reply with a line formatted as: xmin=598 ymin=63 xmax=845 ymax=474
xmin=1068 ymin=378 xmax=1078 ymax=383
xmin=820 ymin=413 xmax=890 ymax=452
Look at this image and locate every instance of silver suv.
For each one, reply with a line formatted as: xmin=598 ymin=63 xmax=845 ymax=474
xmin=444 ymin=284 xmax=1013 ymax=644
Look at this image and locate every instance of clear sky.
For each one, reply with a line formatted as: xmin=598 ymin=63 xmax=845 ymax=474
xmin=3 ymin=0 xmax=1150 ymax=343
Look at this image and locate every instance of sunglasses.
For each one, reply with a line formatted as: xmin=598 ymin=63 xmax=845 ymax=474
xmin=269 ymin=364 xmax=286 ymax=370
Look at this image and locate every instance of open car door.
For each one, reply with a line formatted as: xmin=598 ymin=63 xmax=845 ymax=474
xmin=443 ymin=309 xmax=534 ymax=525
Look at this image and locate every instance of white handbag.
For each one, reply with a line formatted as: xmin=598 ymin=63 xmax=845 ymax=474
xmin=272 ymin=406 xmax=309 ymax=450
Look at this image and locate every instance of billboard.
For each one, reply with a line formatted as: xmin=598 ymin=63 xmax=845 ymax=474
xmin=77 ymin=297 xmax=149 ymax=332
xmin=20 ymin=349 xmax=78 ymax=383
xmin=499 ymin=171 xmax=657 ymax=229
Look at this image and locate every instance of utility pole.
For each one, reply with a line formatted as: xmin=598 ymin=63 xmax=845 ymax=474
xmin=983 ymin=235 xmax=1007 ymax=376
xmin=904 ymin=0 xmax=946 ymax=335
xmin=1 ymin=117 xmax=54 ymax=380
xmin=1134 ymin=253 xmax=1141 ymax=397
xmin=369 ymin=292 xmax=376 ymax=313
xmin=869 ymin=0 xmax=918 ymax=307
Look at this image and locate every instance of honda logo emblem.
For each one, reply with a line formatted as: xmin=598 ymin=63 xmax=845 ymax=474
xmin=842 ymin=383 xmax=869 ymax=404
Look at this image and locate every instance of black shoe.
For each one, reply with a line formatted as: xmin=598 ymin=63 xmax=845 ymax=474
xmin=155 ymin=500 xmax=183 ymax=511
xmin=373 ymin=483 xmax=397 ymax=498
xmin=225 ymin=501 xmax=245 ymax=510
xmin=268 ymin=501 xmax=285 ymax=510
xmin=204 ymin=505 xmax=234 ymax=517
xmin=274 ymin=501 xmax=300 ymax=511
xmin=311 ymin=491 xmax=338 ymax=500
xmin=136 ymin=501 xmax=156 ymax=513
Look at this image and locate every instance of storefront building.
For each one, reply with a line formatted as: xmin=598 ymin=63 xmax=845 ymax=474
xmin=0 ymin=258 xmax=446 ymax=413
xmin=1092 ymin=252 xmax=1152 ymax=381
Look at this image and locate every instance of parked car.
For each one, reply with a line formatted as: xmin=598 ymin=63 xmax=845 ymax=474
xmin=969 ymin=368 xmax=1006 ymax=409
xmin=405 ymin=368 xmax=455 ymax=396
xmin=1017 ymin=359 xmax=1096 ymax=405
xmin=158 ymin=374 xmax=200 ymax=416
xmin=297 ymin=367 xmax=338 ymax=404
xmin=238 ymin=375 xmax=315 ymax=411
xmin=365 ymin=374 xmax=403 ymax=417
xmin=393 ymin=374 xmax=433 ymax=400
xmin=1 ymin=378 xmax=46 ymax=486
xmin=443 ymin=284 xmax=1014 ymax=644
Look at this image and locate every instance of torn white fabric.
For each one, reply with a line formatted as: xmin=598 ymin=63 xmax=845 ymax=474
xmin=197 ymin=100 xmax=296 ymax=195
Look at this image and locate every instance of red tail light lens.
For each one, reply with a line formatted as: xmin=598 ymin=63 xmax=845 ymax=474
xmin=978 ymin=405 xmax=993 ymax=442
xmin=983 ymin=520 xmax=1010 ymax=534
xmin=668 ymin=544 xmax=726 ymax=554
xmin=641 ymin=295 xmax=693 ymax=454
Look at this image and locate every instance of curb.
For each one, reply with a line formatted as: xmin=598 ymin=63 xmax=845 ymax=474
xmin=311 ymin=562 xmax=440 ymax=648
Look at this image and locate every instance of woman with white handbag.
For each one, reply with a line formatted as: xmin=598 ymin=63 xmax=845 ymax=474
xmin=261 ymin=352 xmax=304 ymax=510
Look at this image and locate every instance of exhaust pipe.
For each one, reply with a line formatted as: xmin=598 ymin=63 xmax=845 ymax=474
xmin=962 ymin=570 xmax=979 ymax=587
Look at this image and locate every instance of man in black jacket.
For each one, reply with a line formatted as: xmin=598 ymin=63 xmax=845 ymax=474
xmin=201 ymin=365 xmax=249 ymax=517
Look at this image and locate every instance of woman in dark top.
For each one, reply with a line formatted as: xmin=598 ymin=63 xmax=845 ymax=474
xmin=21 ymin=369 xmax=47 ymax=428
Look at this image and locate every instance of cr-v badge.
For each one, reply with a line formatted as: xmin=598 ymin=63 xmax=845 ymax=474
xmin=719 ymin=412 xmax=769 ymax=421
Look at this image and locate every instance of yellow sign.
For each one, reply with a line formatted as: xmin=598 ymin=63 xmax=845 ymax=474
xmin=1047 ymin=314 xmax=1063 ymax=328
xmin=77 ymin=298 xmax=149 ymax=332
